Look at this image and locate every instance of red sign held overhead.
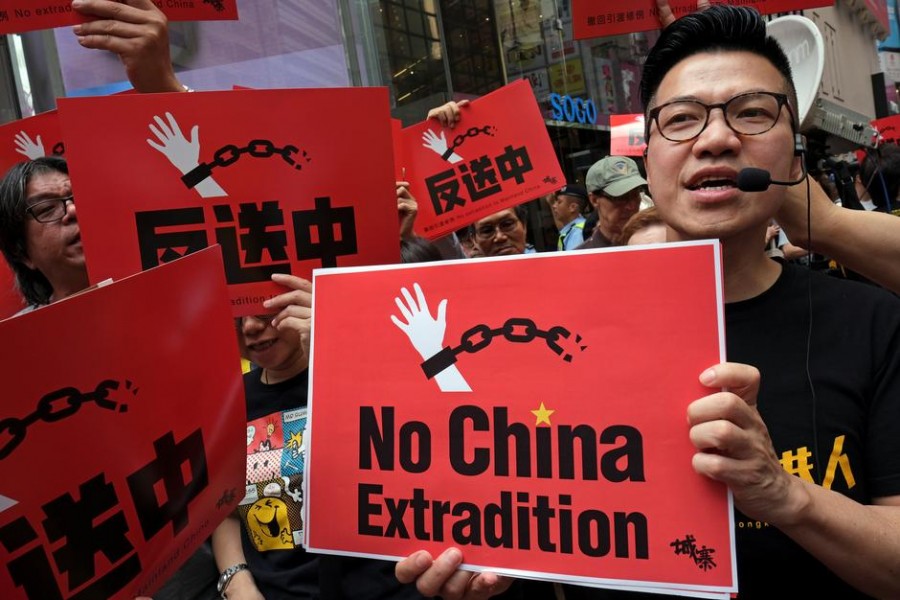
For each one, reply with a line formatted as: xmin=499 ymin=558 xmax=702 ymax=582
xmin=58 ymin=88 xmax=400 ymax=317
xmin=306 ymin=242 xmax=736 ymax=597
xmin=0 ymin=0 xmax=239 ymax=36
xmin=397 ymin=80 xmax=565 ymax=240
xmin=0 ymin=247 xmax=245 ymax=600
xmin=573 ymin=0 xmax=834 ymax=40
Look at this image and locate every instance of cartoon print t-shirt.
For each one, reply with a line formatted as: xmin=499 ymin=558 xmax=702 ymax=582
xmin=238 ymin=404 xmax=306 ymax=551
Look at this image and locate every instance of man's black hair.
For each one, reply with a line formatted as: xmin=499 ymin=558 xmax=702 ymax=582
xmin=0 ymin=157 xmax=69 ymax=307
xmin=400 ymin=236 xmax=444 ymax=264
xmin=640 ymin=5 xmax=798 ymax=129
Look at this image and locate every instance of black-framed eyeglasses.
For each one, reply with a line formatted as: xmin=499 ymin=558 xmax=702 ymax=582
xmin=25 ymin=195 xmax=75 ymax=223
xmin=647 ymin=91 xmax=794 ymax=143
xmin=474 ymin=217 xmax=521 ymax=241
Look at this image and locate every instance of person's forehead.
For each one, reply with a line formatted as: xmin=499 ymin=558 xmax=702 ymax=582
xmin=25 ymin=171 xmax=71 ymax=200
xmin=475 ymin=209 xmax=517 ymax=226
xmin=654 ymin=50 xmax=786 ymax=105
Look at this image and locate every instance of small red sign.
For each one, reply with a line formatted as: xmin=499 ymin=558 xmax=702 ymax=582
xmin=610 ymin=114 xmax=647 ymax=157
xmin=398 ymin=80 xmax=565 ymax=240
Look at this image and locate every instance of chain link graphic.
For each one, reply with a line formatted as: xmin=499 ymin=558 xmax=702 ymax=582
xmin=181 ymin=139 xmax=310 ymax=189
xmin=440 ymin=125 xmax=497 ymax=161
xmin=421 ymin=317 xmax=586 ymax=379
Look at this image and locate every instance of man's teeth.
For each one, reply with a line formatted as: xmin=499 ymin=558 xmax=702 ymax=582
xmin=252 ymin=340 xmax=276 ymax=351
xmin=691 ymin=179 xmax=735 ymax=190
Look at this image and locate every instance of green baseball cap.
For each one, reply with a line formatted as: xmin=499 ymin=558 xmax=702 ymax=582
xmin=586 ymin=156 xmax=648 ymax=198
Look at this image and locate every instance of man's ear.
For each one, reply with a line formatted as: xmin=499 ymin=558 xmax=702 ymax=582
xmin=588 ymin=193 xmax=600 ymax=210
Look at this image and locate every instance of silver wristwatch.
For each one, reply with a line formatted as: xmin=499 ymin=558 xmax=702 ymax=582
xmin=217 ymin=563 xmax=249 ymax=598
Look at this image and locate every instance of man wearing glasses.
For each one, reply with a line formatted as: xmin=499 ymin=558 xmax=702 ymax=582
xmin=577 ymin=156 xmax=648 ymax=249
xmin=0 ymin=157 xmax=85 ymax=315
xmin=396 ymin=6 xmax=900 ymax=599
xmin=470 ymin=205 xmax=535 ymax=257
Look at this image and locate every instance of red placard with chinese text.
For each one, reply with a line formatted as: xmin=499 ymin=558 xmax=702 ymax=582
xmin=573 ymin=0 xmax=834 ymax=40
xmin=398 ymin=80 xmax=564 ymax=240
xmin=57 ymin=88 xmax=399 ymax=317
xmin=0 ymin=111 xmax=64 ymax=175
xmin=610 ymin=114 xmax=647 ymax=157
xmin=0 ymin=247 xmax=245 ymax=599
xmin=306 ymin=242 xmax=737 ymax=596
xmin=0 ymin=0 xmax=238 ymax=36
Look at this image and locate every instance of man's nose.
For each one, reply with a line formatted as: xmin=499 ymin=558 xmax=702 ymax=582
xmin=693 ymin=109 xmax=740 ymax=156
xmin=61 ymin=198 xmax=76 ymax=222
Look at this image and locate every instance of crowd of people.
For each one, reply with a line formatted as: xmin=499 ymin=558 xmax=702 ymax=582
xmin=3 ymin=1 xmax=900 ymax=599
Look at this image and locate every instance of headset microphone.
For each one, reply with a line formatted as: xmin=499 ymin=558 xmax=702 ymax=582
xmin=736 ymin=168 xmax=807 ymax=191
xmin=737 ymin=133 xmax=808 ymax=191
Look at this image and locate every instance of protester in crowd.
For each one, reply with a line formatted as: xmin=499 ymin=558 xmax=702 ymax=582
xmin=549 ymin=184 xmax=588 ymax=250
xmin=399 ymin=6 xmax=900 ymax=599
xmin=211 ymin=274 xmax=433 ymax=600
xmin=576 ymin=156 xmax=647 ymax=249
xmin=470 ymin=205 xmax=534 ymax=257
xmin=856 ymin=144 xmax=900 ymax=213
xmin=620 ymin=206 xmax=665 ymax=246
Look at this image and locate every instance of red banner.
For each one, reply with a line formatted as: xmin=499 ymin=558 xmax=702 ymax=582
xmin=610 ymin=114 xmax=647 ymax=157
xmin=0 ymin=246 xmax=245 ymax=599
xmin=398 ymin=80 xmax=565 ymax=240
xmin=57 ymin=88 xmax=399 ymax=317
xmin=0 ymin=0 xmax=238 ymax=36
xmin=0 ymin=111 xmax=64 ymax=175
xmin=306 ymin=243 xmax=736 ymax=595
xmin=573 ymin=0 xmax=834 ymax=40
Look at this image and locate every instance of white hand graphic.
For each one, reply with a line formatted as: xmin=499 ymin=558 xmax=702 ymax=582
xmin=421 ymin=129 xmax=463 ymax=164
xmin=14 ymin=131 xmax=45 ymax=159
xmin=391 ymin=283 xmax=471 ymax=392
xmin=146 ymin=112 xmax=226 ymax=198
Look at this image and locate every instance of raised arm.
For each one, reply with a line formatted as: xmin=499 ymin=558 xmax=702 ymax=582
xmin=72 ymin=0 xmax=185 ymax=93
xmin=778 ymin=177 xmax=900 ymax=295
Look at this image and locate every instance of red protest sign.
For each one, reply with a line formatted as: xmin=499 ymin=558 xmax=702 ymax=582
xmin=0 ymin=111 xmax=64 ymax=175
xmin=610 ymin=114 xmax=647 ymax=157
xmin=573 ymin=0 xmax=833 ymax=40
xmin=306 ymin=242 xmax=736 ymax=595
xmin=400 ymin=80 xmax=564 ymax=240
xmin=57 ymin=88 xmax=399 ymax=317
xmin=0 ymin=246 xmax=245 ymax=599
xmin=0 ymin=0 xmax=238 ymax=36
xmin=872 ymin=114 xmax=900 ymax=145
xmin=0 ymin=263 xmax=24 ymax=320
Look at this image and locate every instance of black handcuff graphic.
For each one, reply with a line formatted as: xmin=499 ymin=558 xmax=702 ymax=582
xmin=420 ymin=317 xmax=586 ymax=379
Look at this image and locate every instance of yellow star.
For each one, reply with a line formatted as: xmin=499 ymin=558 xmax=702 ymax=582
xmin=531 ymin=402 xmax=555 ymax=426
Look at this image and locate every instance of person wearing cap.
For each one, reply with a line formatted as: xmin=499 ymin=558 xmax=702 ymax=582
xmin=577 ymin=156 xmax=649 ymax=249
xmin=549 ymin=184 xmax=588 ymax=250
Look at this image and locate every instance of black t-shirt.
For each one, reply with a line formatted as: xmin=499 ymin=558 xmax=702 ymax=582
xmin=553 ymin=262 xmax=900 ymax=599
xmin=240 ymin=369 xmax=427 ymax=600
